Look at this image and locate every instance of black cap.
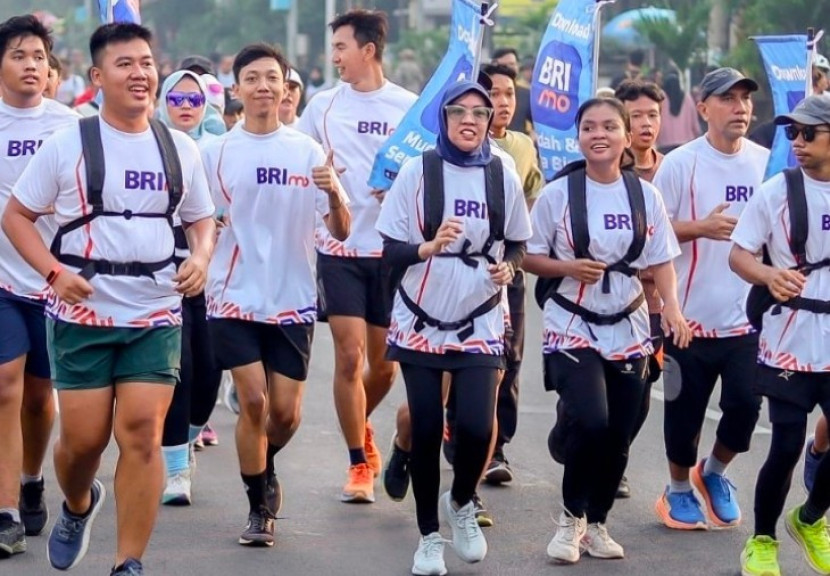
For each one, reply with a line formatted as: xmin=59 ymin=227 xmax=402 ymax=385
xmin=699 ymin=67 xmax=759 ymax=101
xmin=178 ymin=55 xmax=214 ymax=76
xmin=774 ymin=95 xmax=830 ymax=126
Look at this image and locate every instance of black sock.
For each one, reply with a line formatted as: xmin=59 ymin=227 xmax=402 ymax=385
xmin=241 ymin=471 xmax=267 ymax=513
xmin=266 ymin=444 xmax=283 ymax=478
xmin=800 ymin=500 xmax=826 ymax=526
xmin=349 ymin=448 xmax=367 ymax=466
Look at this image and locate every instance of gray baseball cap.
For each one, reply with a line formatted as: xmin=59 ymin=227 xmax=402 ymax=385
xmin=774 ymin=95 xmax=830 ymax=126
xmin=700 ymin=67 xmax=759 ymax=101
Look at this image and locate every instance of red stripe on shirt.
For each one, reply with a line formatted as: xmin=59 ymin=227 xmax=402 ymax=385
xmin=216 ymin=141 xmax=231 ymax=204
xmin=220 ymin=244 xmax=240 ymax=300
xmin=321 ymin=90 xmax=340 ymax=153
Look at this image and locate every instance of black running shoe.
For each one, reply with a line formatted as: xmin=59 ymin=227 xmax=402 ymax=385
xmin=483 ymin=453 xmax=514 ymax=485
xmin=266 ymin=474 xmax=283 ymax=516
xmin=0 ymin=513 xmax=26 ymax=558
xmin=382 ymin=436 xmax=410 ymax=502
xmin=111 ymin=557 xmax=143 ymax=575
xmin=239 ymin=507 xmax=275 ymax=547
xmin=472 ymin=494 xmax=493 ymax=528
xmin=19 ymin=479 xmax=48 ymax=536
xmin=615 ymin=475 xmax=631 ymax=499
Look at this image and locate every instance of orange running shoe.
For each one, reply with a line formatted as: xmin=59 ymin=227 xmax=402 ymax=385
xmin=365 ymin=420 xmax=382 ymax=477
xmin=341 ymin=463 xmax=375 ymax=503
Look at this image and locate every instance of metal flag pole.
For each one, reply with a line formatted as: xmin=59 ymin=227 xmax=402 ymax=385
xmin=472 ymin=2 xmax=498 ymax=80
xmin=592 ymin=0 xmax=615 ymax=93
xmin=806 ymin=27 xmax=824 ymax=98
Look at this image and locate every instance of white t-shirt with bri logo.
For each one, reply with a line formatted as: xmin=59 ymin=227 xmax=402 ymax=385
xmin=527 ymin=174 xmax=680 ymax=361
xmin=376 ymin=156 xmax=532 ymax=356
xmin=0 ymin=98 xmax=79 ymax=299
xmin=201 ymin=124 xmax=349 ymax=325
xmin=653 ymin=136 xmax=769 ymax=338
xmin=13 ymin=118 xmax=215 ymax=327
xmin=732 ymin=170 xmax=830 ymax=372
xmin=298 ymin=81 xmax=417 ymax=258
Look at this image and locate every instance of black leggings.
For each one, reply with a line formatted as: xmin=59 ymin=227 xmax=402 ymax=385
xmin=162 ymin=293 xmax=223 ymax=447
xmin=546 ymin=349 xmax=647 ymax=523
xmin=755 ymin=399 xmax=830 ymax=537
xmin=401 ymin=362 xmax=499 ymax=536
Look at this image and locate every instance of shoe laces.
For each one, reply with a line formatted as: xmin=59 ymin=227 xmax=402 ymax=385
xmin=55 ymin=513 xmax=85 ymax=541
xmin=113 ymin=559 xmax=143 ymax=576
xmin=454 ymin=502 xmax=481 ymax=541
xmin=247 ymin=508 xmax=274 ymax=531
xmin=802 ymin=517 xmax=830 ymax=552
xmin=588 ymin=523 xmax=614 ymax=546
xmin=552 ymin=507 xmax=582 ymax=543
xmin=749 ymin=538 xmax=779 ymax=565
xmin=166 ymin=472 xmax=190 ymax=492
xmin=674 ymin=490 xmax=701 ymax=511
xmin=709 ymin=475 xmax=736 ymax=502
xmin=420 ymin=534 xmax=449 ymax=560
xmin=350 ymin=463 xmax=373 ymax=484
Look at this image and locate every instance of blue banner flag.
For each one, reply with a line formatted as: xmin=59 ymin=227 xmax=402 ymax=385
xmin=531 ymin=0 xmax=601 ymax=180
xmin=98 ymin=0 xmax=141 ymax=24
xmin=753 ymin=35 xmax=807 ymax=179
xmin=368 ymin=0 xmax=482 ymax=190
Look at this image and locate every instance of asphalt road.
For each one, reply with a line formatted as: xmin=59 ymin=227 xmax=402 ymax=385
xmin=6 ymin=290 xmax=824 ymax=576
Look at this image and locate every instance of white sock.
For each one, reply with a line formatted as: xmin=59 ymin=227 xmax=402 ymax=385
xmin=21 ymin=472 xmax=43 ymax=485
xmin=669 ymin=479 xmax=692 ymax=493
xmin=0 ymin=508 xmax=20 ymax=523
xmin=703 ymin=455 xmax=728 ymax=477
xmin=162 ymin=444 xmax=190 ymax=475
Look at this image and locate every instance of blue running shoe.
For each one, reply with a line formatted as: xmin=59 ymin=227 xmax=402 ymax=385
xmin=804 ymin=436 xmax=821 ymax=494
xmin=48 ymin=478 xmax=106 ymax=570
xmin=654 ymin=487 xmax=707 ymax=530
xmin=111 ymin=558 xmax=143 ymax=575
xmin=691 ymin=459 xmax=740 ymax=527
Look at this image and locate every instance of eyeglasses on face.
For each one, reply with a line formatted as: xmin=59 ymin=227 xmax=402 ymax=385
xmin=166 ymin=91 xmax=206 ymax=108
xmin=444 ymin=104 xmax=493 ymax=123
xmin=784 ymin=124 xmax=830 ymax=142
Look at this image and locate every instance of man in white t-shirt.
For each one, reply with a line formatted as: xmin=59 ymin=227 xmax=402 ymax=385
xmin=730 ymin=94 xmax=830 ymax=576
xmin=202 ymin=43 xmax=349 ymax=548
xmin=653 ymin=67 xmax=769 ymax=531
xmin=0 ymin=14 xmax=79 ymax=560
xmin=297 ymin=9 xmax=417 ymax=503
xmin=2 ymin=23 xmax=215 ymax=575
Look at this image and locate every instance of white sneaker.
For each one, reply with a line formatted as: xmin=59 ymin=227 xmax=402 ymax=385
xmin=162 ymin=469 xmax=192 ymax=506
xmin=440 ymin=491 xmax=487 ymax=563
xmin=412 ymin=532 xmax=448 ymax=576
xmin=546 ymin=510 xmax=587 ymax=563
xmin=581 ymin=522 xmax=624 ymax=559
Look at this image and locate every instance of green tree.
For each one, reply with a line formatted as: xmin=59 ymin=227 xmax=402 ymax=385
xmin=634 ymin=0 xmax=711 ymax=71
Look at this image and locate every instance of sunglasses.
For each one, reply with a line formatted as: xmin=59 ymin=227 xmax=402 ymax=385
xmin=784 ymin=124 xmax=830 ymax=142
xmin=444 ymin=104 xmax=493 ymax=123
xmin=166 ymin=91 xmax=206 ymax=108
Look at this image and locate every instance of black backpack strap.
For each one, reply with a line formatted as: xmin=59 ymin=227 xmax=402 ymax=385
xmin=422 ymin=150 xmax=444 ymax=242
xmin=79 ymin=116 xmax=105 ymax=212
xmin=149 ymin=119 xmax=184 ymax=217
xmin=484 ymin=157 xmax=505 ymax=244
xmin=621 ymin=170 xmax=647 ymax=264
xmin=784 ymin=168 xmax=808 ymax=267
xmin=566 ymin=169 xmax=590 ymax=259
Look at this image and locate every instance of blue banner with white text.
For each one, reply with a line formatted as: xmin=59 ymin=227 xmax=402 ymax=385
xmin=368 ymin=0 xmax=481 ymax=190
xmin=98 ymin=0 xmax=141 ymax=24
xmin=753 ymin=35 xmax=807 ymax=179
xmin=531 ymin=0 xmax=600 ymax=180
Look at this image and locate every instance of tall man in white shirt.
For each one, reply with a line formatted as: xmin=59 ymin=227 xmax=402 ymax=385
xmin=298 ymin=9 xmax=417 ymax=503
xmin=0 ymin=14 xmax=79 ymax=559
xmin=653 ymin=68 xmax=768 ymax=531
xmin=3 ymin=23 xmax=216 ymax=575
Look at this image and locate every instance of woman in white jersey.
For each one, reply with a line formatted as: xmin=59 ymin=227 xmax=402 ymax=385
xmin=376 ymin=81 xmax=532 ymax=576
xmin=524 ymin=97 xmax=691 ymax=563
xmin=155 ymin=69 xmax=225 ymax=505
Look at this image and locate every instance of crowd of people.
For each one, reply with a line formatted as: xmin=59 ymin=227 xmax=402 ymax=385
xmin=0 ymin=7 xmax=830 ymax=576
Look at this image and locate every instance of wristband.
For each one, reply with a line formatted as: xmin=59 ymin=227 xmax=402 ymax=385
xmin=46 ymin=265 xmax=63 ymax=286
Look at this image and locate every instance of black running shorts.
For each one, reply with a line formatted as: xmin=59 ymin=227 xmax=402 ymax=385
xmin=316 ymin=253 xmax=394 ymax=328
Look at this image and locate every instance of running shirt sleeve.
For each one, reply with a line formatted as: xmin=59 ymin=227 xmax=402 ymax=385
xmin=644 ymin=181 xmax=682 ymax=266
xmin=652 ymin=152 xmax=683 ymax=219
xmin=174 ymin=134 xmax=215 ymax=223
xmin=731 ymin=176 xmax=777 ymax=253
xmin=503 ymin=167 xmax=533 ymax=242
xmin=200 ymin=137 xmax=228 ymax=214
xmin=12 ymin=133 xmax=61 ymax=212
xmin=375 ymin=156 xmax=418 ymax=243
xmin=296 ymin=101 xmax=321 ymax=142
xmin=526 ymin=187 xmax=560 ymax=256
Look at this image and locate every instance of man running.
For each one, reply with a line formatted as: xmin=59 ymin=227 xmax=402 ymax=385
xmin=653 ymin=67 xmax=768 ymax=530
xmin=202 ymin=43 xmax=349 ymax=547
xmin=0 ymin=14 xmax=79 ymax=559
xmin=731 ymin=94 xmax=830 ymax=576
xmin=297 ymin=9 xmax=416 ymax=503
xmin=2 ymin=22 xmax=216 ymax=575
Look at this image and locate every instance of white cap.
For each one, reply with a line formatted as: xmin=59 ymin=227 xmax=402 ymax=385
xmin=286 ymin=68 xmax=304 ymax=90
xmin=201 ymin=73 xmax=226 ymax=113
xmin=814 ymin=53 xmax=830 ymax=73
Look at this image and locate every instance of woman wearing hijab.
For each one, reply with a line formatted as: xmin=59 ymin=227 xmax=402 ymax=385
xmin=156 ymin=70 xmax=225 ymax=506
xmin=376 ymin=81 xmax=532 ymax=576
